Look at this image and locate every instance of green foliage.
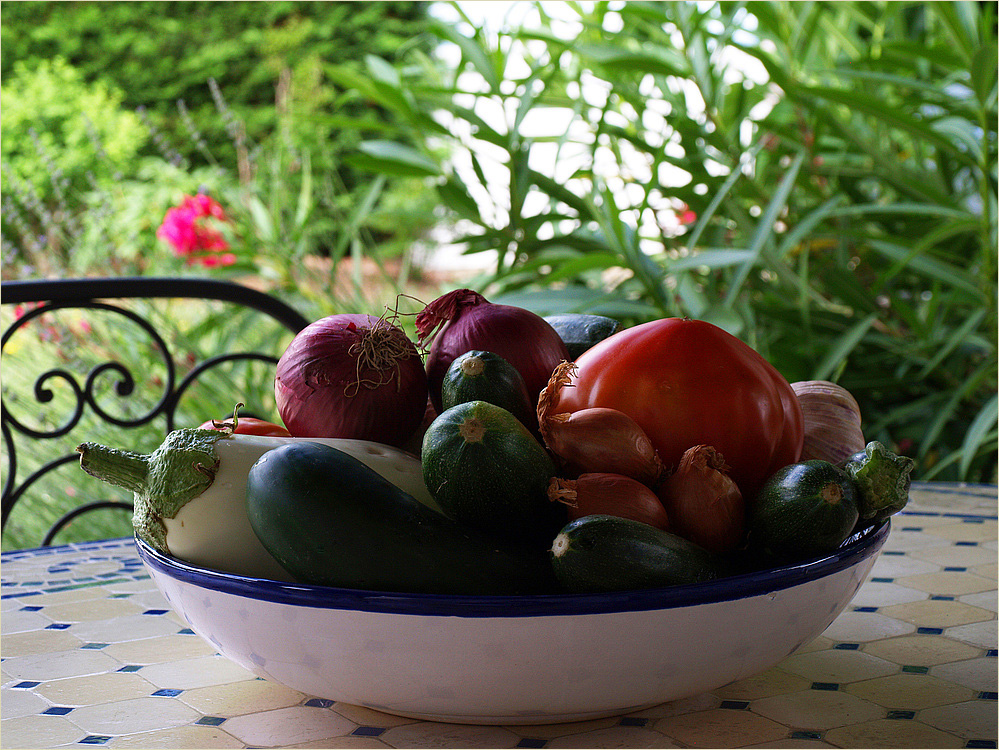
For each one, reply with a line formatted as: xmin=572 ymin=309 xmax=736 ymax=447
xmin=0 ymin=56 xmax=147 ymax=258
xmin=1 ymin=2 xmax=430 ymax=169
xmin=332 ymin=0 xmax=997 ymax=483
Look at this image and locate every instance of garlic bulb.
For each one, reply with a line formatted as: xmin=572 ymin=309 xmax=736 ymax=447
xmin=791 ymin=380 xmax=866 ymax=465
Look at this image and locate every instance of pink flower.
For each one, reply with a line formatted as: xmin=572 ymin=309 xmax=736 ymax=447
xmin=677 ymin=204 xmax=697 ymax=226
xmin=157 ymin=193 xmax=236 ymax=267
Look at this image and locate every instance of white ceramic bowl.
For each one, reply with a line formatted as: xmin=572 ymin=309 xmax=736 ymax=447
xmin=137 ymin=521 xmax=889 ymax=725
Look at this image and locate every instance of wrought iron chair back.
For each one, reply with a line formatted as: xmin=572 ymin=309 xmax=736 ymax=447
xmin=1 ymin=277 xmax=309 ymax=547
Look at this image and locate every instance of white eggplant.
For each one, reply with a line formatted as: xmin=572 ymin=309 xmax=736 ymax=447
xmin=77 ymin=430 xmax=440 ymax=581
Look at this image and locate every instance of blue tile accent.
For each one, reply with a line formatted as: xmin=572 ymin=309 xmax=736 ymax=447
xmin=304 ymin=698 xmax=335 ymax=708
xmin=944 ymin=566 xmax=968 ymax=571
xmin=918 ymin=627 xmax=944 ymax=635
xmin=853 ymin=606 xmax=879 ymax=612
xmin=987 ymin=649 xmax=998 ymax=658
xmin=42 ymin=706 xmax=74 ymax=715
xmin=719 ymin=700 xmax=750 ymax=709
xmin=45 ymin=623 xmax=71 ymax=630
xmin=196 ymin=716 xmax=227 ymax=726
xmin=79 ymin=736 xmax=112 ymax=745
xmin=979 ymin=692 xmax=998 ymax=700
xmin=152 ymin=688 xmax=183 ymax=697
xmin=117 ymin=665 xmax=143 ymax=673
xmin=516 ymin=739 xmax=547 ymax=748
xmin=882 ymin=550 xmax=905 ymax=556
xmin=902 ymin=665 xmax=929 ymax=674
xmin=833 ymin=643 xmax=860 ymax=650
xmin=887 ymin=710 xmax=916 ymax=719
xmin=791 ymin=731 xmax=824 ymax=740
xmin=19 ymin=605 xmax=43 ymax=611
xmin=966 ymin=741 xmax=998 ymax=749
xmin=956 ymin=541 xmax=979 ymax=546
xmin=177 ymin=628 xmax=196 ymax=635
xmin=811 ymin=682 xmax=839 ymax=691
xmin=352 ymin=727 xmax=386 ymax=737
xmin=619 ymin=717 xmax=648 ymax=726
xmin=80 ymin=643 xmax=108 ymax=650
xmin=142 ymin=609 xmax=169 ymax=616
xmin=870 ymin=577 xmax=894 ymax=583
xmin=12 ymin=681 xmax=41 ymax=689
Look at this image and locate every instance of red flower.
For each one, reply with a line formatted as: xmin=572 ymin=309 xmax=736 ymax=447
xmin=677 ymin=204 xmax=697 ymax=226
xmin=157 ymin=193 xmax=236 ymax=267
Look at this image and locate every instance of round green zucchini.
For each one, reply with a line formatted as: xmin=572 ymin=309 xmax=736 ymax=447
xmin=246 ymin=441 xmax=556 ymax=594
xmin=747 ymin=460 xmax=860 ymax=560
xmin=421 ymin=400 xmax=563 ymax=545
xmin=550 ymin=514 xmax=719 ymax=593
xmin=440 ymin=350 xmax=536 ymax=430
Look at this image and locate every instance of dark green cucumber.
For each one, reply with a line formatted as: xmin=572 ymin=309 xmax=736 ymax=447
xmin=543 ymin=313 xmax=622 ymax=359
xmin=550 ymin=514 xmax=719 ymax=593
xmin=421 ymin=400 xmax=563 ymax=545
xmin=440 ymin=350 xmax=536 ymax=430
xmin=246 ymin=441 xmax=556 ymax=594
xmin=842 ymin=441 xmax=913 ymax=524
xmin=748 ymin=460 xmax=860 ymax=560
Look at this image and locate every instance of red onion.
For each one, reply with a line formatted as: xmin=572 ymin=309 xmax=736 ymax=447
xmin=275 ymin=314 xmax=428 ymax=448
xmin=416 ymin=289 xmax=570 ymax=417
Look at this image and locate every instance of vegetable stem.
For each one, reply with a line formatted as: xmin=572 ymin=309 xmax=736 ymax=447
xmin=76 ymin=443 xmax=150 ymax=494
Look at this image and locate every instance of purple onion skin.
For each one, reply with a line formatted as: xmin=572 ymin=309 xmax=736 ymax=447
xmin=275 ymin=314 xmax=428 ymax=449
xmin=425 ymin=303 xmax=570 ymax=419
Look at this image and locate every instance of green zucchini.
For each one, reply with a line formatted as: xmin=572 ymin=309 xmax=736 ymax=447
xmin=421 ymin=400 xmax=563 ymax=545
xmin=842 ymin=441 xmax=914 ymax=525
xmin=543 ymin=314 xmax=622 ymax=359
xmin=747 ymin=460 xmax=860 ymax=561
xmin=550 ymin=514 xmax=719 ymax=593
xmin=440 ymin=350 xmax=536 ymax=430
xmin=245 ymin=441 xmax=557 ymax=594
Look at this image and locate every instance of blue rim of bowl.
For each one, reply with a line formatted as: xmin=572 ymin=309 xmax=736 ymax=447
xmin=136 ymin=519 xmax=890 ymax=618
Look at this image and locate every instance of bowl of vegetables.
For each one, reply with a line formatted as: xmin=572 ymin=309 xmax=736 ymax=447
xmin=83 ymin=290 xmax=913 ymax=724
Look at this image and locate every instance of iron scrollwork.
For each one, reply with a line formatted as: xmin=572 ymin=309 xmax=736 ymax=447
xmin=1 ymin=277 xmax=309 ymax=546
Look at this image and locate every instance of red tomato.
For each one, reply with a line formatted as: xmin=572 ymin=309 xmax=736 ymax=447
xmin=198 ymin=416 xmax=292 ymax=437
xmin=553 ymin=318 xmax=803 ymax=502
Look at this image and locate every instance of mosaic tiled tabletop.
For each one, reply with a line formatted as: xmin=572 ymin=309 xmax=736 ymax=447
xmin=2 ymin=481 xmax=996 ymax=749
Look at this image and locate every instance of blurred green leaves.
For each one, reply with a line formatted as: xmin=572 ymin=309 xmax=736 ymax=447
xmin=330 ymin=1 xmax=996 ymax=483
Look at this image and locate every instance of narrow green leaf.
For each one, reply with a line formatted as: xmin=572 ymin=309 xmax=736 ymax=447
xmin=349 ymin=141 xmax=441 ymax=177
xmin=959 ymin=393 xmax=998 ymax=478
xmin=436 ymin=176 xmax=482 ymax=224
xmin=971 ymin=41 xmax=999 ymax=107
xmin=867 ymin=239 xmax=986 ymax=300
xmin=246 ymin=196 xmax=275 ymax=243
xmin=917 ymin=308 xmax=988 ymax=379
xmin=669 ymin=249 xmax=758 ymax=272
xmin=801 ymin=85 xmax=977 ymax=164
xmin=294 ymin=151 xmax=312 ymax=231
xmin=430 ymin=19 xmax=501 ymax=92
xmin=725 ymin=150 xmax=805 ymax=306
xmin=813 ymin=313 xmax=879 ymax=381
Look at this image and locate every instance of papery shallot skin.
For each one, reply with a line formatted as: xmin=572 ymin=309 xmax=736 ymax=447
xmin=549 ymin=473 xmax=670 ymax=530
xmin=658 ymin=445 xmax=744 ymax=554
xmin=275 ymin=314 xmax=428 ymax=449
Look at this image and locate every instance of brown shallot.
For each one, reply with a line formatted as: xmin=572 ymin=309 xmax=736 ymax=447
xmin=549 ymin=473 xmax=670 ymax=530
xmin=657 ymin=445 xmax=744 ymax=553
xmin=537 ymin=362 xmax=663 ymax=486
